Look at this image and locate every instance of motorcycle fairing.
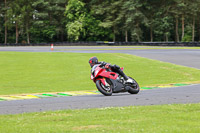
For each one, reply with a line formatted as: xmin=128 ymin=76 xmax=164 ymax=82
xmin=95 ymin=78 xmax=106 ymax=86
xmin=92 ymin=65 xmax=117 ymax=85
xmin=92 ymin=65 xmax=120 ymax=86
xmin=96 ymin=69 xmax=118 ymax=80
xmin=108 ymin=78 xmax=125 ymax=93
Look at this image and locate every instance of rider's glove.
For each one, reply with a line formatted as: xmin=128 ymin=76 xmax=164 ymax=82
xmin=105 ymin=64 xmax=110 ymax=69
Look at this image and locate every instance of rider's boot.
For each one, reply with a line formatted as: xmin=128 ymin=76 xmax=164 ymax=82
xmin=117 ymin=69 xmax=133 ymax=83
xmin=111 ymin=64 xmax=134 ymax=84
xmin=125 ymin=78 xmax=134 ymax=84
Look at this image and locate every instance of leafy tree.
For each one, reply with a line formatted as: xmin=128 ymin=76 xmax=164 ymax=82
xmin=187 ymin=0 xmax=200 ymax=41
xmin=174 ymin=0 xmax=189 ymax=41
xmin=31 ymin=0 xmax=56 ymax=43
xmin=142 ymin=0 xmax=157 ymax=42
xmin=122 ymin=0 xmax=148 ymax=42
xmin=151 ymin=0 xmax=174 ymax=42
xmin=47 ymin=0 xmax=68 ymax=42
xmin=7 ymin=0 xmax=22 ymax=43
xmin=0 ymin=1 xmax=4 ymax=43
xmin=92 ymin=0 xmax=122 ymax=41
xmin=65 ymin=0 xmax=86 ymax=41
xmin=65 ymin=0 xmax=109 ymax=41
xmin=1 ymin=0 xmax=200 ymax=43
xmin=17 ymin=0 xmax=35 ymax=44
xmin=4 ymin=0 xmax=8 ymax=44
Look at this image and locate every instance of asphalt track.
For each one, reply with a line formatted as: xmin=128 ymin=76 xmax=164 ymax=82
xmin=0 ymin=46 xmax=200 ymax=114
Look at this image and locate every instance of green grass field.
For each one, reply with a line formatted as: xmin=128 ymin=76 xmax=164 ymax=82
xmin=0 ymin=103 xmax=200 ymax=132
xmin=0 ymin=52 xmax=200 ymax=95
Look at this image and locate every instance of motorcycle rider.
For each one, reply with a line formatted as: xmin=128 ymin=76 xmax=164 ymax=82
xmin=89 ymin=56 xmax=133 ymax=83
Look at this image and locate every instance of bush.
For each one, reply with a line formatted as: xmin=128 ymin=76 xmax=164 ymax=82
xmin=182 ymin=35 xmax=192 ymax=42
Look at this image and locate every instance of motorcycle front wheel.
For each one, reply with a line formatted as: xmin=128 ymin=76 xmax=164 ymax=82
xmin=96 ymin=80 xmax=112 ymax=96
xmin=127 ymin=77 xmax=140 ymax=94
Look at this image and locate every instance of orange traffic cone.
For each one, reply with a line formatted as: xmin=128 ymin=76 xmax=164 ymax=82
xmin=51 ymin=44 xmax=54 ymax=51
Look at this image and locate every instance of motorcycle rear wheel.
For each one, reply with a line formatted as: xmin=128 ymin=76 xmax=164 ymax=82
xmin=127 ymin=77 xmax=140 ymax=94
xmin=96 ymin=80 xmax=112 ymax=96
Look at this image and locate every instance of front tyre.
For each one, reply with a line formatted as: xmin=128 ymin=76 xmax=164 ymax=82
xmin=127 ymin=77 xmax=140 ymax=94
xmin=96 ymin=80 xmax=112 ymax=96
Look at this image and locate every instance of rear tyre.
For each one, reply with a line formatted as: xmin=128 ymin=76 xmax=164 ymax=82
xmin=96 ymin=80 xmax=112 ymax=96
xmin=127 ymin=77 xmax=140 ymax=94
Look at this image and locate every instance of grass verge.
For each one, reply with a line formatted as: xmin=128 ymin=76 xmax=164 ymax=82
xmin=0 ymin=103 xmax=200 ymax=132
xmin=0 ymin=52 xmax=200 ymax=95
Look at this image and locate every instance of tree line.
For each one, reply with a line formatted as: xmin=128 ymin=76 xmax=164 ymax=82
xmin=0 ymin=0 xmax=200 ymax=44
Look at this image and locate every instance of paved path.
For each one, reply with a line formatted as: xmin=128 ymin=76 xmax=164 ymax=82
xmin=0 ymin=46 xmax=200 ymax=114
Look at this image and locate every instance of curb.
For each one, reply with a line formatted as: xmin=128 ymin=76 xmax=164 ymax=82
xmin=0 ymin=83 xmax=191 ymax=101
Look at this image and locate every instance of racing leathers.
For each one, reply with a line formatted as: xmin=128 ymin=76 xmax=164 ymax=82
xmin=98 ymin=61 xmax=129 ymax=80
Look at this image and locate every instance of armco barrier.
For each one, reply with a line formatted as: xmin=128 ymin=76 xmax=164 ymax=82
xmin=0 ymin=41 xmax=200 ymax=46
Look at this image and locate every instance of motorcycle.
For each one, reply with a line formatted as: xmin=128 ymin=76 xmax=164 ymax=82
xmin=90 ymin=64 xmax=140 ymax=96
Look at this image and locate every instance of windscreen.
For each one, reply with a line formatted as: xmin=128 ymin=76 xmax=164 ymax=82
xmin=91 ymin=64 xmax=99 ymax=74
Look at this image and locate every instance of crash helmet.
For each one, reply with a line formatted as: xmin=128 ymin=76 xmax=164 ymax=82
xmin=89 ymin=56 xmax=98 ymax=68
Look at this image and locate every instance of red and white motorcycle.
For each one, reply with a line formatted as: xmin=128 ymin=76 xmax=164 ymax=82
xmin=90 ymin=64 xmax=140 ymax=96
